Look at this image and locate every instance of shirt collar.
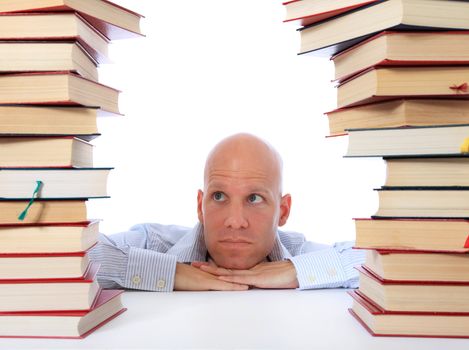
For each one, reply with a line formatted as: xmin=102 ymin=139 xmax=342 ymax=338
xmin=166 ymin=223 xmax=292 ymax=263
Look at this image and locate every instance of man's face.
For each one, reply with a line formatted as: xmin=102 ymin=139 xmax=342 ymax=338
xmin=197 ymin=139 xmax=291 ymax=269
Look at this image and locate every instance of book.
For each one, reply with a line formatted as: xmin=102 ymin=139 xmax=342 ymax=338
xmin=0 ymin=251 xmax=90 ymax=280
xmin=0 ymin=12 xmax=110 ymax=63
xmin=0 ymin=136 xmax=93 ymax=168
xmin=354 ymin=218 xmax=469 ymax=253
xmin=332 ymin=31 xmax=469 ymax=82
xmin=364 ymin=250 xmax=469 ymax=282
xmin=0 ymin=199 xmax=88 ymax=224
xmin=0 ymin=0 xmax=143 ymax=40
xmin=357 ymin=265 xmax=469 ymax=312
xmin=326 ymin=99 xmax=469 ymax=136
xmin=0 ymin=221 xmax=99 ymax=254
xmin=337 ymin=66 xmax=469 ymax=109
xmin=298 ymin=0 xmax=469 ymax=56
xmin=0 ymin=168 xmax=110 ymax=199
xmin=385 ymin=157 xmax=469 ymax=187
xmin=0 ymin=263 xmax=100 ymax=312
xmin=349 ymin=290 xmax=469 ymax=338
xmin=0 ymin=106 xmax=99 ymax=136
xmin=283 ymin=0 xmax=378 ymax=27
xmin=345 ymin=124 xmax=469 ymax=157
xmin=0 ymin=289 xmax=125 ymax=339
xmin=0 ymin=72 xmax=120 ymax=114
xmin=374 ymin=188 xmax=469 ymax=218
xmin=0 ymin=41 xmax=98 ymax=81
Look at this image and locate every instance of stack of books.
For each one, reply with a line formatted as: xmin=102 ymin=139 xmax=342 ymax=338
xmin=0 ymin=0 xmax=143 ymax=339
xmin=283 ymin=0 xmax=469 ymax=338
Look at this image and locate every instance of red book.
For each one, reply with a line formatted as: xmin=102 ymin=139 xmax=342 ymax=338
xmin=0 ymin=250 xmax=92 ymax=280
xmin=357 ymin=265 xmax=469 ymax=313
xmin=349 ymin=290 xmax=469 ymax=338
xmin=0 ymin=71 xmax=120 ymax=114
xmin=0 ymin=219 xmax=99 ymax=254
xmin=283 ymin=0 xmax=378 ymax=27
xmin=337 ymin=66 xmax=469 ymax=109
xmin=0 ymin=289 xmax=126 ymax=339
xmin=0 ymin=263 xmax=101 ymax=312
xmin=331 ymin=31 xmax=469 ymax=82
xmin=0 ymin=12 xmax=110 ymax=63
xmin=0 ymin=0 xmax=143 ymax=40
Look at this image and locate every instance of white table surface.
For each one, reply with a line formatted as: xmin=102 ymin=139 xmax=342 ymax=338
xmin=2 ymin=289 xmax=469 ymax=349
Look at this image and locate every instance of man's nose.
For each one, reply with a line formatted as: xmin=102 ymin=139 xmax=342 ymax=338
xmin=224 ymin=202 xmax=249 ymax=229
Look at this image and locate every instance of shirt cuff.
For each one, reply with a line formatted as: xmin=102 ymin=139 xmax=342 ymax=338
xmin=289 ymin=244 xmax=364 ymax=290
xmin=124 ymin=247 xmax=178 ymax=292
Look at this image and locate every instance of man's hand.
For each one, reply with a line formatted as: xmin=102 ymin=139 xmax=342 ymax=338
xmin=174 ymin=262 xmax=249 ymax=291
xmin=191 ymin=260 xmax=299 ymax=289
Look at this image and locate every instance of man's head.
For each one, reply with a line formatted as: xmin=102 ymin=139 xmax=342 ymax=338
xmin=197 ymin=133 xmax=291 ymax=269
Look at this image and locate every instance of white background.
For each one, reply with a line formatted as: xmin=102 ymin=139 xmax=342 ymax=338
xmin=89 ymin=0 xmax=385 ymax=243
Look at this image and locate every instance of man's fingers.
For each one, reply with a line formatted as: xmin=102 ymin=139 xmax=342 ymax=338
xmin=191 ymin=261 xmax=208 ymax=268
xmin=200 ymin=264 xmax=232 ymax=276
xmin=218 ymin=274 xmax=257 ymax=286
xmin=209 ymin=279 xmax=249 ymax=291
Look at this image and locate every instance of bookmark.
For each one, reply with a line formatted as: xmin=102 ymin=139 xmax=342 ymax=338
xmin=460 ymin=138 xmax=469 ymax=154
xmin=18 ymin=180 xmax=43 ymax=221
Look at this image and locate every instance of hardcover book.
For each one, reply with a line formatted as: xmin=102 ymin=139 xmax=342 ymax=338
xmin=0 ymin=289 xmax=125 ymax=339
xmin=298 ymin=0 xmax=469 ymax=56
xmin=349 ymin=290 xmax=469 ymax=338
xmin=0 ymin=0 xmax=143 ymax=40
xmin=0 ymin=221 xmax=99 ymax=254
xmin=0 ymin=72 xmax=121 ymax=114
xmin=354 ymin=218 xmax=469 ymax=253
xmin=332 ymin=31 xmax=469 ymax=82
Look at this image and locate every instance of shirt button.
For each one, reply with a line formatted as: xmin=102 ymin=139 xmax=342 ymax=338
xmin=327 ymin=268 xmax=337 ymax=277
xmin=308 ymin=275 xmax=316 ymax=283
xmin=156 ymin=279 xmax=166 ymax=289
xmin=132 ymin=275 xmax=141 ymax=285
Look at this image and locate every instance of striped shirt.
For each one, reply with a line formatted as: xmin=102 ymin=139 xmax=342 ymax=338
xmin=89 ymin=223 xmax=365 ymax=292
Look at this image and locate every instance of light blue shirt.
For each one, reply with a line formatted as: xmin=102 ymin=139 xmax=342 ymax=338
xmin=89 ymin=223 xmax=365 ymax=292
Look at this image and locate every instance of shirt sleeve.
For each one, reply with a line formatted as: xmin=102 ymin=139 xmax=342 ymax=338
xmin=88 ymin=226 xmax=178 ymax=292
xmin=288 ymin=241 xmax=365 ymax=290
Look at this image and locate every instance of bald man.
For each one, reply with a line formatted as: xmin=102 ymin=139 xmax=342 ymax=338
xmin=90 ymin=134 xmax=365 ymax=291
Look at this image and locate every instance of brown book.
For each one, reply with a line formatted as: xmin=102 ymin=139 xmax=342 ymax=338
xmin=0 ymin=221 xmax=99 ymax=254
xmin=0 ymin=136 xmax=93 ymax=168
xmin=364 ymin=250 xmax=469 ymax=282
xmin=354 ymin=218 xmax=469 ymax=253
xmin=374 ymin=188 xmax=469 ymax=219
xmin=326 ymin=99 xmax=469 ymax=136
xmin=0 ymin=12 xmax=110 ymax=63
xmin=337 ymin=66 xmax=469 ymax=109
xmin=0 ymin=41 xmax=97 ymax=81
xmin=0 ymin=106 xmax=99 ymax=136
xmin=0 ymin=251 xmax=90 ymax=280
xmin=0 ymin=72 xmax=120 ymax=114
xmin=358 ymin=265 xmax=469 ymax=313
xmin=0 ymin=199 xmax=88 ymax=225
xmin=385 ymin=157 xmax=469 ymax=187
xmin=298 ymin=0 xmax=469 ymax=56
xmin=349 ymin=290 xmax=469 ymax=338
xmin=0 ymin=0 xmax=143 ymax=40
xmin=332 ymin=31 xmax=469 ymax=82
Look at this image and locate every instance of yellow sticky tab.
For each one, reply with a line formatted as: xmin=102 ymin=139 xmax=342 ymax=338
xmin=460 ymin=137 xmax=469 ymax=153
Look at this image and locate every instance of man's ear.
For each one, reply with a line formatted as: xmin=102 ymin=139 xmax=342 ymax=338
xmin=197 ymin=189 xmax=204 ymax=223
xmin=278 ymin=193 xmax=292 ymax=227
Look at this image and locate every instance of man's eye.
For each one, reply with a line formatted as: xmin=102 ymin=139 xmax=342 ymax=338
xmin=212 ymin=192 xmax=226 ymax=202
xmin=248 ymin=194 xmax=263 ymax=204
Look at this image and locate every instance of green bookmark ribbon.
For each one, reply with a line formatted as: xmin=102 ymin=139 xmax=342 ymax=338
xmin=18 ymin=180 xmax=43 ymax=221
